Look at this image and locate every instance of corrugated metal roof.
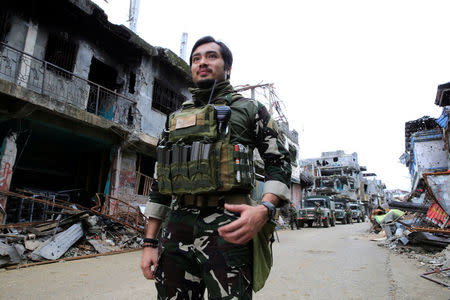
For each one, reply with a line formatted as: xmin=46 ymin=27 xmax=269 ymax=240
xmin=436 ymin=107 xmax=449 ymax=129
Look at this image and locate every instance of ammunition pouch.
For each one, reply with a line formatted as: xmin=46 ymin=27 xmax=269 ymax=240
xmin=157 ymin=141 xmax=254 ymax=195
xmin=157 ymin=101 xmax=255 ymax=195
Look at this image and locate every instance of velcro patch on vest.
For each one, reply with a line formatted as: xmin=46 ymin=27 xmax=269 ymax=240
xmin=175 ymin=115 xmax=196 ymax=129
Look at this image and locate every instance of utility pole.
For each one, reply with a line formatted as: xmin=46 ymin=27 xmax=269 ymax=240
xmin=128 ymin=0 xmax=140 ymax=33
xmin=235 ymin=83 xmax=287 ymax=123
xmin=180 ymin=32 xmax=188 ymax=62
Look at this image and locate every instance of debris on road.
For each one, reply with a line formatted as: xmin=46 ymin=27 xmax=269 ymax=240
xmin=0 ymin=190 xmax=147 ymax=269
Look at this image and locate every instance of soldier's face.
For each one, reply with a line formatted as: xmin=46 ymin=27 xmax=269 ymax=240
xmin=191 ymin=42 xmax=230 ymax=87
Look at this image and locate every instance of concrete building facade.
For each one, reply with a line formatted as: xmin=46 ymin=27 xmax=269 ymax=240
xmin=0 ymin=0 xmax=191 ymax=223
xmin=300 ymin=150 xmax=386 ymax=212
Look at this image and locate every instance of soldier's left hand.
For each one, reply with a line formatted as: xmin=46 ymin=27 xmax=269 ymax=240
xmin=218 ymin=204 xmax=268 ymax=244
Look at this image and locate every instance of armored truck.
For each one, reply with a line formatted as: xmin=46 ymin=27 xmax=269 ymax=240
xmin=333 ymin=196 xmax=352 ymax=224
xmin=298 ymin=196 xmax=336 ymax=228
xmin=349 ymin=202 xmax=363 ymax=223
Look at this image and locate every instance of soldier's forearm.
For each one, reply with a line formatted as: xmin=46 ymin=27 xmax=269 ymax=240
xmin=145 ymin=217 xmax=162 ymax=239
xmin=261 ymin=193 xmax=280 ymax=207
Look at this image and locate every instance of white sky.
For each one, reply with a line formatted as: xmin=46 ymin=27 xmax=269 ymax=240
xmin=92 ymin=0 xmax=448 ymax=191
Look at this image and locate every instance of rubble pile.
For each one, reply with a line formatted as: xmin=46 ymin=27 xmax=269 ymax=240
xmin=377 ymin=239 xmax=450 ymax=287
xmin=0 ymin=210 xmax=144 ymax=268
xmin=0 ymin=190 xmax=148 ymax=269
xmin=370 ymin=171 xmax=450 ymax=287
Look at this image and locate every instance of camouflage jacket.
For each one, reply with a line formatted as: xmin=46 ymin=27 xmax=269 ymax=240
xmin=289 ymin=206 xmax=298 ymax=219
xmin=145 ymin=80 xmax=291 ymax=220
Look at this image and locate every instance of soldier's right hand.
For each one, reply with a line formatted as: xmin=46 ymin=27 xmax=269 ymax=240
xmin=140 ymin=247 xmax=158 ymax=280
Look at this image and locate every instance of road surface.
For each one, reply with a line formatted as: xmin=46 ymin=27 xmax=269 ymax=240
xmin=0 ymin=222 xmax=448 ymax=299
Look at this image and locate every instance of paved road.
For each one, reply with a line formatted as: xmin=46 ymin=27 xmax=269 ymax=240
xmin=261 ymin=222 xmax=449 ymax=300
xmin=0 ymin=222 xmax=448 ymax=299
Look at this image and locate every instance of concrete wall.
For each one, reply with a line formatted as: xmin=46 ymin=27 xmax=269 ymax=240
xmin=138 ymin=56 xmax=190 ymax=138
xmin=286 ymin=137 xmax=300 ymax=181
xmin=4 ymin=15 xmax=27 ymax=50
xmin=3 ymin=9 xmax=192 ymax=139
xmin=413 ymin=139 xmax=448 ymax=172
xmin=303 ymin=151 xmax=359 ymax=170
xmin=0 ymin=133 xmax=18 ymax=216
xmin=320 ymin=151 xmax=359 ymax=169
xmin=114 ymin=149 xmax=149 ymax=206
xmin=0 ymin=5 xmax=193 ymax=211
xmin=2 ymin=14 xmax=138 ymax=127
xmin=0 ymin=15 xmax=27 ymax=85
xmin=290 ymin=183 xmax=302 ymax=208
xmin=115 ymin=150 xmax=136 ymax=200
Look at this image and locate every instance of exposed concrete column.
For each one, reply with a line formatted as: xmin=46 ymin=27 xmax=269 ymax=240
xmin=17 ymin=20 xmax=38 ymax=88
xmin=0 ymin=132 xmax=18 ymax=223
xmin=113 ymin=146 xmax=122 ymax=199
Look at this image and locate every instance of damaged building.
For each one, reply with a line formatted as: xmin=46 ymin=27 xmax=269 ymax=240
xmin=397 ymin=82 xmax=449 ymax=221
xmin=381 ymin=82 xmax=449 ymax=252
xmin=302 ymin=151 xmax=366 ymax=200
xmin=300 ymin=150 xmax=385 ymax=214
xmin=401 ymin=115 xmax=448 ymax=192
xmin=277 ymin=121 xmax=309 ymax=209
xmin=0 ymin=0 xmax=192 ymax=224
xmin=362 ymin=173 xmax=387 ymax=207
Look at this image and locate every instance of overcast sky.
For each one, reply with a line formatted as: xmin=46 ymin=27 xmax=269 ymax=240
xmin=92 ymin=0 xmax=447 ymax=191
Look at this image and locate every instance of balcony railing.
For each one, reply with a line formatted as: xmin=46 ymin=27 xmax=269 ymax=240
xmin=0 ymin=42 xmax=136 ymax=127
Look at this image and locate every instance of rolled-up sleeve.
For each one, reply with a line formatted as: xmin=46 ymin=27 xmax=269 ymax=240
xmin=253 ymin=103 xmax=292 ymax=206
xmin=144 ymin=163 xmax=172 ymax=220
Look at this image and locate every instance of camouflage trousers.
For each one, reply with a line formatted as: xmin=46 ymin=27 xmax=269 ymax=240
xmin=154 ymin=206 xmax=253 ymax=300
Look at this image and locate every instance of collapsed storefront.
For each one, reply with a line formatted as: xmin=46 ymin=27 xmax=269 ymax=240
xmin=0 ymin=0 xmax=191 ymax=266
xmin=371 ymin=83 xmax=450 ymax=287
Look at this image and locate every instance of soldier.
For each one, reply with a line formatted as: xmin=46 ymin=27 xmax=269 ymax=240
xmin=288 ymin=203 xmax=299 ymax=230
xmin=140 ymin=36 xmax=291 ymax=299
xmin=313 ymin=202 xmax=322 ymax=227
xmin=345 ymin=205 xmax=353 ymax=224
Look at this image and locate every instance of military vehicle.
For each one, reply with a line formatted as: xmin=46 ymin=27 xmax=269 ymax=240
xmin=359 ymin=203 xmax=369 ymax=221
xmin=333 ymin=197 xmax=351 ymax=224
xmin=358 ymin=203 xmax=367 ymax=222
xmin=349 ymin=202 xmax=363 ymax=223
xmin=298 ymin=196 xmax=336 ymax=228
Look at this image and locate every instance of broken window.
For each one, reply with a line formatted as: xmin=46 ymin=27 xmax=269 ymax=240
xmin=152 ymin=79 xmax=185 ymax=115
xmin=127 ymin=106 xmax=134 ymax=126
xmin=129 ymin=72 xmax=136 ymax=94
xmin=333 ymin=157 xmax=338 ymax=162
xmin=0 ymin=10 xmax=10 ymax=43
xmin=87 ymin=57 xmax=119 ymax=119
xmin=44 ymin=33 xmax=78 ymax=78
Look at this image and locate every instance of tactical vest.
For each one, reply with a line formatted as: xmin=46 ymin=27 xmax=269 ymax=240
xmin=156 ymin=99 xmax=255 ymax=195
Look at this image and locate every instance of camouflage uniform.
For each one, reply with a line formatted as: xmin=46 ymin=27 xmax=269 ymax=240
xmin=345 ymin=206 xmax=353 ymax=224
xmin=146 ymin=80 xmax=291 ymax=299
xmin=313 ymin=204 xmax=322 ymax=226
xmin=288 ymin=205 xmax=298 ymax=230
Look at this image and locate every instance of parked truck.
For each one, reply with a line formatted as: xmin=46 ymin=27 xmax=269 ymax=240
xmin=333 ymin=196 xmax=352 ymax=224
xmin=298 ymin=196 xmax=336 ymax=228
xmin=349 ymin=202 xmax=363 ymax=223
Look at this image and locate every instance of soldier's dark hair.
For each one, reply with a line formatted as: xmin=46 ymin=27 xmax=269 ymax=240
xmin=189 ymin=36 xmax=233 ymax=72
